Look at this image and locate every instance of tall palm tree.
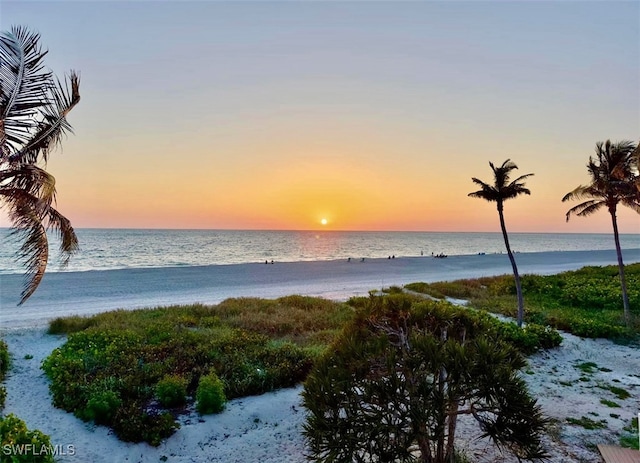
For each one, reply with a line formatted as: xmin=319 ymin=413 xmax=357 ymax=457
xmin=469 ymin=160 xmax=534 ymax=327
xmin=1 ymin=26 xmax=80 ymax=304
xmin=562 ymin=140 xmax=640 ymax=326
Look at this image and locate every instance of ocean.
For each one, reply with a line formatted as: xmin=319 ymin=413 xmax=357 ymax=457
xmin=1 ymin=228 xmax=638 ymax=275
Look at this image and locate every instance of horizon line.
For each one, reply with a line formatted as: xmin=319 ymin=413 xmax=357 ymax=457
xmin=1 ymin=226 xmax=638 ymax=235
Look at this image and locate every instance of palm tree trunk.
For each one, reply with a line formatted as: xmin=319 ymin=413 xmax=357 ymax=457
xmin=609 ymin=206 xmax=631 ymax=327
xmin=498 ymin=204 xmax=525 ymax=327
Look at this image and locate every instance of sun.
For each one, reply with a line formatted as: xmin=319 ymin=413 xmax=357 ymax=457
xmin=320 ymin=218 xmax=328 ymax=226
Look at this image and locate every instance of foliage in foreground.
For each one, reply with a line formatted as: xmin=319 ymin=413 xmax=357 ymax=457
xmin=196 ymin=372 xmax=226 ymax=414
xmin=0 ymin=26 xmax=80 ymax=305
xmin=0 ymin=341 xmax=56 ymax=463
xmin=42 ymin=296 xmax=350 ymax=445
xmin=303 ymin=294 xmax=549 ymax=463
xmin=0 ymin=339 xmax=8 ymax=409
xmin=406 ymin=263 xmax=640 ymax=340
xmin=0 ymin=414 xmax=54 ymax=463
xmin=620 ymin=417 xmax=639 ymax=450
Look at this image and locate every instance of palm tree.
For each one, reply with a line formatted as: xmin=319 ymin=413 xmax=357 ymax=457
xmin=1 ymin=26 xmax=80 ymax=304
xmin=469 ymin=160 xmax=533 ymax=327
xmin=562 ymin=140 xmax=640 ymax=326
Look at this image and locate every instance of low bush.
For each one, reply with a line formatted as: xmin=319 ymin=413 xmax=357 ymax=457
xmin=42 ymin=296 xmax=332 ymax=445
xmin=48 ymin=315 xmax=95 ymax=334
xmin=196 ymin=371 xmax=226 ymax=414
xmin=156 ymin=375 xmax=188 ymax=408
xmin=0 ymin=414 xmax=54 ymax=463
xmin=82 ymin=390 xmax=122 ymax=424
xmin=111 ymin=400 xmax=178 ymax=446
xmin=566 ymin=416 xmax=607 ymax=430
xmin=620 ymin=417 xmax=639 ymax=450
xmin=0 ymin=339 xmax=9 ymax=380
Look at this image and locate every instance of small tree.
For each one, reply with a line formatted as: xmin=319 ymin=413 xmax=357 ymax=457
xmin=562 ymin=140 xmax=639 ymax=327
xmin=0 ymin=26 xmax=80 ymax=304
xmin=469 ymin=160 xmax=533 ymax=327
xmin=303 ymin=295 xmax=548 ymax=463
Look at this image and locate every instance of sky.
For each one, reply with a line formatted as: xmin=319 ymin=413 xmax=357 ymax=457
xmin=1 ymin=0 xmax=639 ymax=233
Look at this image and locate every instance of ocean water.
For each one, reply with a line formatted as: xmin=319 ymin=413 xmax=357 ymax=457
xmin=0 ymin=228 xmax=638 ymax=275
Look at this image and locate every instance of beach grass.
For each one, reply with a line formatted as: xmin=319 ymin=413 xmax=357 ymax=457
xmin=48 ymin=295 xmax=353 ymax=348
xmin=405 ymin=263 xmax=640 ymax=340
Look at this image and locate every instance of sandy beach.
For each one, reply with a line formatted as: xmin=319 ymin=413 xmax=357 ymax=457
xmin=2 ymin=249 xmax=639 ymax=329
xmin=1 ymin=249 xmax=639 ymax=462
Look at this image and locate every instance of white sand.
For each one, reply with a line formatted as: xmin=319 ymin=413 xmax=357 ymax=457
xmin=1 ymin=249 xmax=640 ymax=462
xmin=2 ymin=249 xmax=639 ymax=329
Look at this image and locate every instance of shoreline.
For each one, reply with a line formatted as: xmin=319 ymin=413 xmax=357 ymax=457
xmin=1 ymin=248 xmax=639 ymax=330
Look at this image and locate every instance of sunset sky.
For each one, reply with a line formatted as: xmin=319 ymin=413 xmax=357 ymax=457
xmin=1 ymin=1 xmax=638 ymax=233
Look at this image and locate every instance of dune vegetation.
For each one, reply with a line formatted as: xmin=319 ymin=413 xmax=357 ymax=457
xmin=405 ymin=263 xmax=640 ymax=340
xmin=42 ymin=292 xmax=562 ymax=446
xmin=42 ymin=296 xmax=352 ymax=445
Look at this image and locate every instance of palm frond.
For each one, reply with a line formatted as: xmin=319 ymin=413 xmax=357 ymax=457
xmin=620 ymin=197 xmax=640 ymax=215
xmin=10 ymin=72 xmax=80 ymax=163
xmin=469 ymin=178 xmax=500 ymax=202
xmin=561 ymin=185 xmax=605 ymax=203
xmin=469 ymin=160 xmax=532 ymax=205
xmin=1 ymin=187 xmax=49 ymax=304
xmin=490 ymin=159 xmax=517 ymax=190
xmin=45 ymin=206 xmax=79 ymax=266
xmin=0 ymin=26 xmax=53 ymax=156
xmin=510 ymin=173 xmax=534 ymax=185
xmin=1 ymin=26 xmax=80 ymax=304
xmin=566 ymin=140 xmax=640 ymax=220
xmin=0 ymin=164 xmax=57 ymax=205
xmin=564 ymin=200 xmax=604 ymax=222
xmin=632 ymin=142 xmax=640 ymax=167
xmin=502 ymin=172 xmax=534 ymax=201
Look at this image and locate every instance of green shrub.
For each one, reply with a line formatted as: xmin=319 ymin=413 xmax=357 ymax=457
xmin=576 ymin=320 xmax=626 ymax=339
xmin=566 ymin=416 xmax=607 ymax=430
xmin=455 ymin=310 xmax=562 ymax=355
xmin=0 ymin=414 xmax=54 ymax=463
xmin=303 ymin=295 xmax=549 ymax=463
xmin=620 ymin=417 xmax=639 ymax=450
xmin=0 ymin=385 xmax=6 ymax=410
xmin=48 ymin=315 xmax=95 ymax=334
xmin=0 ymin=339 xmax=9 ymax=380
xmin=196 ymin=372 xmax=226 ymax=414
xmin=112 ymin=400 xmax=178 ymax=446
xmin=600 ymin=384 xmax=630 ymax=400
xmin=83 ymin=390 xmax=122 ymax=424
xmin=600 ymin=399 xmax=620 ymax=408
xmin=523 ymin=323 xmax=563 ymax=350
xmin=34 ymin=295 xmax=456 ymax=445
xmin=156 ymin=375 xmax=187 ymax=407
